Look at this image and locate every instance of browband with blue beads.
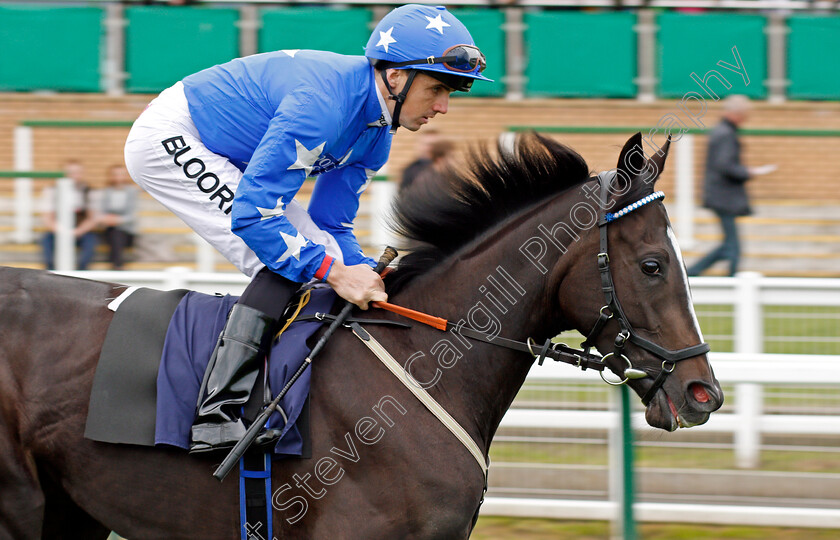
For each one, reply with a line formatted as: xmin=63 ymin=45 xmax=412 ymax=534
xmin=604 ymin=191 xmax=665 ymax=223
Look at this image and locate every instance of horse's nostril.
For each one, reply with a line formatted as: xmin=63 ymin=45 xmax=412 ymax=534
xmin=690 ymin=383 xmax=710 ymax=403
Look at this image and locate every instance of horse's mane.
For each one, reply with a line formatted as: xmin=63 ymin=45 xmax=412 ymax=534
xmin=387 ymin=132 xmax=591 ymax=292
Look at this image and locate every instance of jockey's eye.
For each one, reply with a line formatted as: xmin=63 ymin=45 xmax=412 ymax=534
xmin=641 ymin=259 xmax=661 ymax=276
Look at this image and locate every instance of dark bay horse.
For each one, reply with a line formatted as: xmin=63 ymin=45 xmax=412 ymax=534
xmin=0 ymin=132 xmax=722 ymax=539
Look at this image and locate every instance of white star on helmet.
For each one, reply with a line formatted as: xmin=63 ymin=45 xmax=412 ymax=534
xmin=376 ymin=27 xmax=397 ymax=53
xmin=425 ymin=14 xmax=450 ymax=35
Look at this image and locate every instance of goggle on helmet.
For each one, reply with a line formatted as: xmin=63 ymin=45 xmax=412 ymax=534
xmin=365 ymin=4 xmax=492 ymax=93
xmin=381 ymin=44 xmax=487 ymax=92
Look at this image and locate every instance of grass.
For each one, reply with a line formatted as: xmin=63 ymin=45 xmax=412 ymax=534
xmin=108 ymin=519 xmax=840 ymax=539
xmin=693 ymin=304 xmax=840 ymax=355
xmin=489 ymin=440 xmax=840 ymax=473
xmin=763 ymin=306 xmax=840 ymax=355
xmin=513 ymin=380 xmax=840 ymax=415
xmin=472 ymin=517 xmax=840 ymax=539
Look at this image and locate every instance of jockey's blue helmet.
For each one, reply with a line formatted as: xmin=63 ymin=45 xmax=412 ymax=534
xmin=365 ymin=4 xmax=491 ymax=130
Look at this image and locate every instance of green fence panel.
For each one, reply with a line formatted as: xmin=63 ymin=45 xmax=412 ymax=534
xmin=0 ymin=6 xmax=102 ymax=92
xmin=788 ymin=16 xmax=840 ymax=100
xmin=449 ymin=9 xmax=505 ymax=97
xmin=523 ymin=12 xmax=636 ymax=98
xmin=657 ymin=13 xmax=766 ymax=99
xmin=126 ymin=7 xmax=239 ymax=93
xmin=259 ymin=8 xmax=372 ymax=56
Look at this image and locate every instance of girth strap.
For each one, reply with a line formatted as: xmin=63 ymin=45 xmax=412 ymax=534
xmin=239 ymin=451 xmax=272 ymax=540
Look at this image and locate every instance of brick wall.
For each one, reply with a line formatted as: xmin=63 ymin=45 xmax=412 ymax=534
xmin=1 ymin=93 xmax=838 ymax=201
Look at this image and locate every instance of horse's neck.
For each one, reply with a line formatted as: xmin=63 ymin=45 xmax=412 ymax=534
xmin=392 ymin=200 xmax=581 ymax=450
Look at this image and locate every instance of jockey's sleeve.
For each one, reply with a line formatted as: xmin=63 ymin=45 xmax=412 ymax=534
xmin=231 ymin=87 xmax=341 ymax=283
xmin=308 ymin=164 xmax=377 ymax=270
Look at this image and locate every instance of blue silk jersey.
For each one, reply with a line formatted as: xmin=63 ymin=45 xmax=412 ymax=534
xmin=182 ymin=50 xmax=392 ymax=283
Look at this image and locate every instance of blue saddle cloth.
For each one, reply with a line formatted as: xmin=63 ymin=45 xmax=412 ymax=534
xmin=154 ymin=287 xmax=336 ymax=456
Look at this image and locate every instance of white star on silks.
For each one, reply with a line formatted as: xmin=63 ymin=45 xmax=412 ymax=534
xmin=280 ymin=49 xmax=300 ymax=58
xmin=357 ymin=178 xmax=372 ymax=194
xmin=277 ymin=230 xmax=308 ymax=262
xmin=287 ymin=139 xmax=326 ymax=177
xmin=338 ymin=149 xmax=353 ymax=167
xmin=256 ymin=196 xmax=287 ymax=221
xmin=357 ymin=169 xmax=377 ymax=194
xmin=376 ymin=27 xmax=397 ymax=53
xmin=425 ymin=14 xmax=450 ymax=35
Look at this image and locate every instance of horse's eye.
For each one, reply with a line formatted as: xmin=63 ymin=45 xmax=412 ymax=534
xmin=641 ymin=260 xmax=661 ymax=276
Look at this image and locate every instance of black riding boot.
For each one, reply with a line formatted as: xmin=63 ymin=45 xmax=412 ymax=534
xmin=190 ymin=303 xmax=277 ymax=453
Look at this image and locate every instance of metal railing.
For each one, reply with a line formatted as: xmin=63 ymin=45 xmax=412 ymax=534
xmin=57 ymin=268 xmax=840 ymax=465
xmin=53 ymin=268 xmax=840 ymax=528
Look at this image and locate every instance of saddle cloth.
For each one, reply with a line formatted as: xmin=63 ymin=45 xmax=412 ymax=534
xmin=85 ymin=285 xmax=337 ymax=457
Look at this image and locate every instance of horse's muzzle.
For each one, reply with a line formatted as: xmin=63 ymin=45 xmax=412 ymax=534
xmin=642 ymin=378 xmax=723 ymax=431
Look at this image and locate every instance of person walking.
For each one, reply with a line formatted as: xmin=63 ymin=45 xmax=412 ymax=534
xmin=124 ymin=4 xmax=491 ymax=452
xmin=687 ymin=95 xmax=776 ymax=277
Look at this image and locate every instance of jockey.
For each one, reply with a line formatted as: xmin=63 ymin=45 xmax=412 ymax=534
xmin=124 ymin=4 xmax=490 ymax=453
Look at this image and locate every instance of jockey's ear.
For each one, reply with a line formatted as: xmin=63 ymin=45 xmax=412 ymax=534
xmin=385 ymin=69 xmax=408 ymax=94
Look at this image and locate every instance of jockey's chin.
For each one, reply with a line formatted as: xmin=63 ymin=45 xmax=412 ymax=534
xmin=402 ymin=117 xmax=429 ymax=132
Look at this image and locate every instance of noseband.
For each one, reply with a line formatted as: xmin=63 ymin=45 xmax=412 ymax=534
xmin=579 ymin=172 xmax=710 ymax=405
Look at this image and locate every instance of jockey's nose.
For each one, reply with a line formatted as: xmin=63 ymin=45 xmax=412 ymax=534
xmin=434 ymin=93 xmax=449 ymax=115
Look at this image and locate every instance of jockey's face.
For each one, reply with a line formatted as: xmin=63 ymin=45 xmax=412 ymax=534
xmin=386 ymin=70 xmax=453 ymax=132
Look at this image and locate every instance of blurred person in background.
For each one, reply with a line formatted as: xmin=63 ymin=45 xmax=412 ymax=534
xmin=406 ymin=136 xmax=458 ymax=192
xmin=687 ymin=95 xmax=777 ymax=277
xmin=124 ymin=4 xmax=491 ymax=452
xmin=399 ymin=127 xmax=440 ymax=193
xmin=427 ymin=137 xmax=457 ymax=174
xmin=40 ymin=160 xmax=99 ymax=271
xmin=99 ymin=164 xmax=138 ymax=270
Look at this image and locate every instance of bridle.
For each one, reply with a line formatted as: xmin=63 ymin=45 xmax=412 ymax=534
xmin=370 ymin=172 xmax=710 ymax=406
xmin=577 ymin=172 xmax=710 ymax=404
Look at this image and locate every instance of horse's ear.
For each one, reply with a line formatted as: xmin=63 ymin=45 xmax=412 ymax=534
xmin=616 ymin=132 xmax=646 ymax=181
xmin=647 ymin=136 xmax=671 ymax=182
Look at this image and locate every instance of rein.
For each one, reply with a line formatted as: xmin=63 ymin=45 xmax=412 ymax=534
xmin=371 ymin=172 xmax=709 ymax=405
xmin=371 ymin=300 xmax=609 ymax=373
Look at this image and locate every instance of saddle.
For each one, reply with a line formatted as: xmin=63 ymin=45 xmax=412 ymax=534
xmin=84 ymin=284 xmax=410 ymax=455
xmin=84 ymin=285 xmax=336 ymax=456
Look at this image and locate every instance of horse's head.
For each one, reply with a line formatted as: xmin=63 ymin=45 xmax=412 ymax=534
xmin=388 ymin=131 xmax=721 ymax=431
xmin=555 ymin=133 xmax=723 ymax=431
